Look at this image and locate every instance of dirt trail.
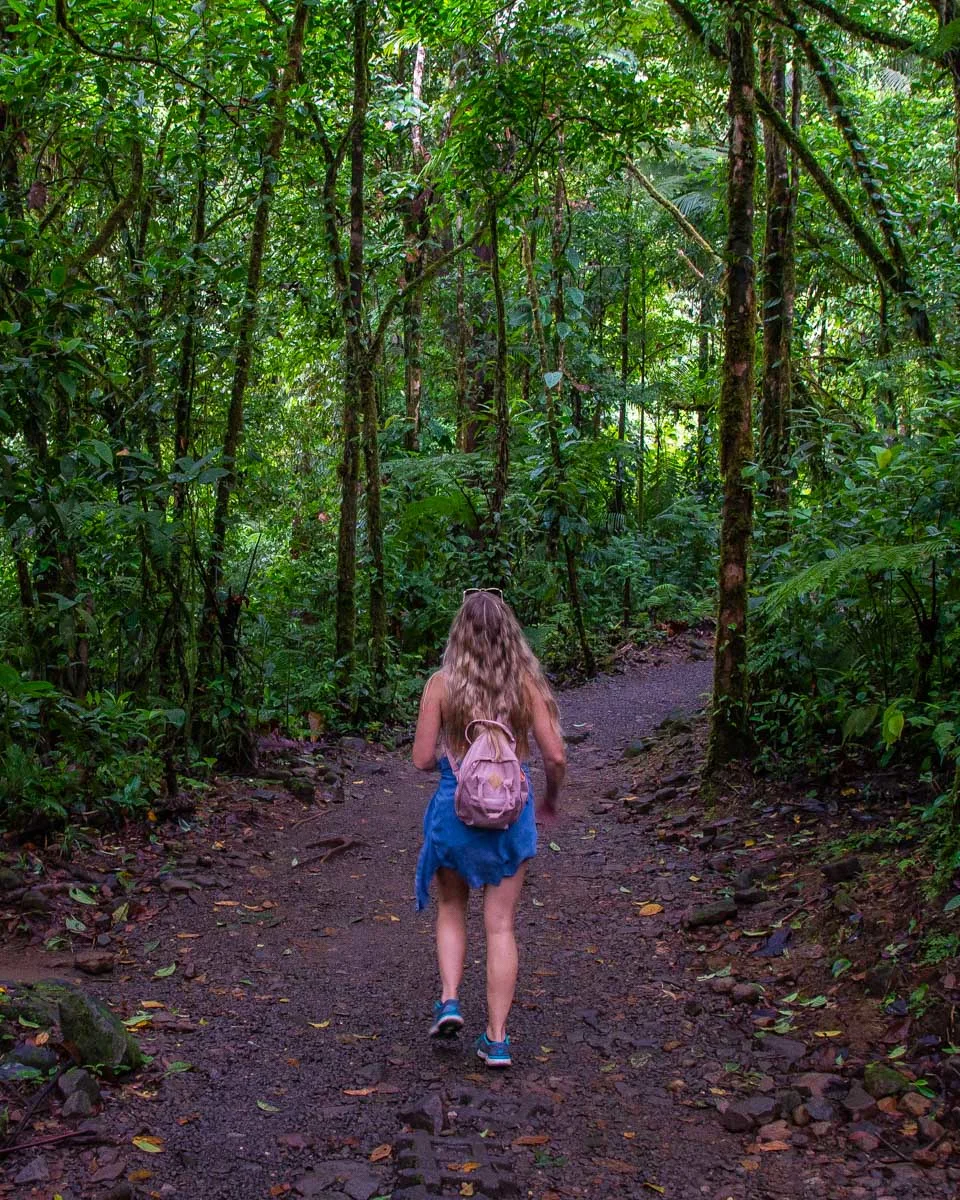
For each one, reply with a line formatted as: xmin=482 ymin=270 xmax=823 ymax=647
xmin=2 ymin=649 xmax=953 ymax=1200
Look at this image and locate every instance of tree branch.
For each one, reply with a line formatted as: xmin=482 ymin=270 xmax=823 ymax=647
xmin=794 ymin=0 xmax=929 ymax=55
xmin=55 ymin=0 xmax=241 ymax=128
xmin=69 ymin=142 xmax=143 ymax=269
xmin=625 ymin=159 xmax=721 ymax=261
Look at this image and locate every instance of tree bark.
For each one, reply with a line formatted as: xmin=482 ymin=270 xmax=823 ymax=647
xmin=196 ymin=0 xmax=308 ymax=753
xmin=334 ymin=0 xmax=371 ymax=689
xmin=489 ymin=198 xmax=510 ymax=521
xmin=707 ymin=1 xmax=757 ymax=772
xmin=522 ymin=232 xmax=596 ymax=676
xmin=402 ymin=42 xmax=428 ymax=452
xmin=758 ymin=30 xmax=796 ymax=515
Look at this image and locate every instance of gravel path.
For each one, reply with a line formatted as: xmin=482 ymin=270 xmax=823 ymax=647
xmin=4 ymin=650 xmax=953 ymax=1200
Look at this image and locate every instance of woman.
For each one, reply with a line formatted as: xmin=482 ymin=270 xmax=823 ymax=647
xmin=412 ymin=589 xmax=566 ymax=1068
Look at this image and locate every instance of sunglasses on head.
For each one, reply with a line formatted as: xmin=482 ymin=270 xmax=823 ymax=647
xmin=462 ymin=587 xmax=504 ymax=601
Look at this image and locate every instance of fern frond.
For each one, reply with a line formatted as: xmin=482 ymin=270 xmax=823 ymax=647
xmin=760 ymin=537 xmax=947 ymax=619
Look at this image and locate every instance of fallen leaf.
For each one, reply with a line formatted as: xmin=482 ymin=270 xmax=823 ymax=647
xmin=746 ymin=1140 xmax=790 ymax=1152
xmin=636 ymin=903 xmax=664 ymax=917
xmin=257 ymin=1100 xmax=280 ymax=1112
xmin=460 ymin=1185 xmax=475 ymax=1198
xmin=132 ymin=1135 xmax=164 ymax=1153
xmin=177 ymin=932 xmax=201 ymax=939
xmin=308 ymin=1020 xmax=331 ymax=1029
xmin=34 ymin=1031 xmax=50 ymax=1046
xmin=153 ymin=964 xmax=176 ymax=978
xmin=140 ymin=1001 xmax=166 ymax=1010
xmin=512 ymin=1134 xmax=550 ymax=1146
xmin=343 ymin=1087 xmax=376 ymax=1097
xmin=369 ymin=1144 xmax=392 ymax=1163
xmin=591 ymin=1157 xmax=636 ymax=1174
xmin=642 ymin=1185 xmax=665 ymax=1195
xmin=129 ymin=1169 xmax=154 ymax=1181
xmin=213 ymin=900 xmax=239 ymax=907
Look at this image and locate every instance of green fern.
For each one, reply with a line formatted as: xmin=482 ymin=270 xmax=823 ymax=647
xmin=761 ymin=537 xmax=948 ymax=619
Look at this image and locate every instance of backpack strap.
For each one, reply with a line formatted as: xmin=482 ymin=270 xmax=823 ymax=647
xmin=464 ymin=719 xmax=516 ymax=745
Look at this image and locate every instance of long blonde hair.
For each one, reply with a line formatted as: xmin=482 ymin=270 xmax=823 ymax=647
xmin=441 ymin=591 xmax=559 ymax=759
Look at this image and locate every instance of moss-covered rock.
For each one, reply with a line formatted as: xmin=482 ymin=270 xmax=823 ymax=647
xmin=863 ymin=1061 xmax=908 ymax=1098
xmin=56 ymin=986 xmax=144 ymax=1071
xmin=0 ymin=980 xmax=143 ymax=1072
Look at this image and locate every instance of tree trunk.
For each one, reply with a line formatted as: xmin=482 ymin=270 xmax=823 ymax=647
xmin=334 ymin=0 xmax=370 ymax=691
xmin=521 ymin=232 xmax=596 ymax=676
xmin=196 ymin=0 xmax=308 ymax=755
xmin=707 ymin=1 xmax=757 ymax=772
xmin=489 ymin=198 xmax=510 ymax=521
xmin=758 ymin=30 xmax=796 ymax=517
xmin=455 ymin=209 xmax=469 ymax=448
xmin=360 ymin=353 xmax=387 ymax=692
xmin=615 ymin=243 xmax=630 ymax=526
xmin=402 ymin=43 xmax=428 ymax=452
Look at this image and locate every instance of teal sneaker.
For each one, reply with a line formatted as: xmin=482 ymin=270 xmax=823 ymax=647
xmin=429 ymin=998 xmax=464 ymax=1038
xmin=476 ymin=1032 xmax=512 ymax=1068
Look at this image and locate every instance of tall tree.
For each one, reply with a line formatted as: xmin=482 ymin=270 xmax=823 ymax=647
xmin=707 ymin=0 xmax=757 ymax=771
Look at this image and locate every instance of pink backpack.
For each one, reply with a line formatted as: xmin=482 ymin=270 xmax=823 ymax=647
xmin=450 ymin=720 xmax=526 ymax=830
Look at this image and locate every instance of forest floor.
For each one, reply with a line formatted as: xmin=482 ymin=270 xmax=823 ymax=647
xmin=1 ymin=633 xmax=959 ymax=1200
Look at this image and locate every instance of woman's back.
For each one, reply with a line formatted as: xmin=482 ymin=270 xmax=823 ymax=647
xmin=439 ymin=590 xmax=558 ymax=761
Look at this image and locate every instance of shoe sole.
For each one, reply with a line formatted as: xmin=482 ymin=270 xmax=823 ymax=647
xmin=429 ymin=1016 xmax=464 ymax=1038
xmin=477 ymin=1050 xmax=512 ymax=1068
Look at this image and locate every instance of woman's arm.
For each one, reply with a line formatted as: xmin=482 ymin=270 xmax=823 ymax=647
xmin=412 ymin=672 xmax=445 ymax=770
xmin=529 ymin=683 xmax=566 ymax=814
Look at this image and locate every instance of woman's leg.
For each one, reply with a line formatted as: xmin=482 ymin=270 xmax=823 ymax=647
xmin=482 ymin=863 xmax=527 ymax=1041
xmin=435 ymin=867 xmax=469 ymax=1000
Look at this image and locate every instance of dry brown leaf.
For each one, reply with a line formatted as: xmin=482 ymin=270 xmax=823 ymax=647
xmin=637 ymin=903 xmax=664 ymax=917
xmin=342 ymin=1087 xmax=375 ymax=1097
xmin=512 ymin=1134 xmax=550 ymax=1146
xmin=591 ymin=1157 xmax=637 ymax=1174
xmin=369 ymin=1144 xmax=392 ymax=1163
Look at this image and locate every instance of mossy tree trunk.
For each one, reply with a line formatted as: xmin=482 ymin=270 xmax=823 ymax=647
xmin=707 ymin=1 xmax=757 ymax=773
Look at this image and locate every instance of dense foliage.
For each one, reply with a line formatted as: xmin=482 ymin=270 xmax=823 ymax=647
xmin=2 ymin=0 xmax=960 ymax=877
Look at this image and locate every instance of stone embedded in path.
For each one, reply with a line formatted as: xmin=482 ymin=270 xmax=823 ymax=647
xmin=756 ymin=1034 xmax=807 ymax=1063
xmin=400 ymin=1092 xmax=444 ymax=1136
xmin=684 ymin=898 xmax=737 ymax=928
xmin=900 ymin=1091 xmax=932 ymax=1118
xmin=730 ymin=983 xmax=764 ymax=1005
xmin=795 ymin=1073 xmax=845 ymax=1099
xmin=14 ymin=1157 xmax=50 ymax=1185
xmin=822 ymin=856 xmax=862 ymax=884
xmin=842 ymin=1083 xmax=878 ymax=1121
xmin=863 ymin=1061 xmax=908 ymax=1098
xmin=719 ymin=1095 xmax=778 ymax=1132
